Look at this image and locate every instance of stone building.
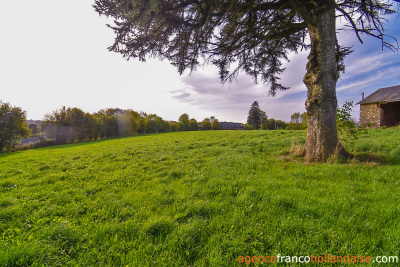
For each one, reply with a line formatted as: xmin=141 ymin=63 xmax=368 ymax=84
xmin=357 ymin=85 xmax=400 ymax=127
xmin=219 ymin=122 xmax=244 ymax=130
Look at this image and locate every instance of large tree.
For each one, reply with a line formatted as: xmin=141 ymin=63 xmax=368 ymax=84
xmin=94 ymin=0 xmax=399 ymax=162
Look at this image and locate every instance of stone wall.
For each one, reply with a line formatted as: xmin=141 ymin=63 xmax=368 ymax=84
xmin=359 ymin=103 xmax=382 ymax=127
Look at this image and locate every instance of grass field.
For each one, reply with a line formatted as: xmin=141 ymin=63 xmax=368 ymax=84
xmin=1 ymin=129 xmax=400 ymax=266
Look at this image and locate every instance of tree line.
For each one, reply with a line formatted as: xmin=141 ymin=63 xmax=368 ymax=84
xmin=245 ymin=101 xmax=304 ymax=130
xmin=42 ymin=107 xmax=223 ymax=145
xmin=0 ymin=101 xmax=224 ymax=152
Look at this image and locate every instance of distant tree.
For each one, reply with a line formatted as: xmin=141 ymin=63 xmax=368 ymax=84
xmin=145 ymin=114 xmax=170 ymax=133
xmin=144 ymin=114 xmax=157 ymax=133
xmin=29 ymin=124 xmax=40 ymax=135
xmin=243 ymin=123 xmax=252 ymax=130
xmin=265 ymin=118 xmax=288 ymax=130
xmin=201 ymin=118 xmax=211 ymax=130
xmin=247 ymin=101 xmax=261 ymax=129
xmin=170 ymin=122 xmax=181 ymax=132
xmin=69 ymin=108 xmax=87 ymax=141
xmin=94 ymin=108 xmax=143 ymax=137
xmin=94 ymin=0 xmax=399 ymax=162
xmin=276 ymin=120 xmax=288 ymax=130
xmin=301 ymin=112 xmax=308 ymax=129
xmin=94 ymin=109 xmax=118 ymax=138
xmin=84 ymin=113 xmax=101 ymax=140
xmin=46 ymin=107 xmax=103 ymax=142
xmin=44 ymin=106 xmax=74 ymax=144
xmin=179 ymin=113 xmax=190 ymax=131
xmin=260 ymin=111 xmax=268 ymax=130
xmin=287 ymin=112 xmax=307 ymax=130
xmin=189 ymin=118 xmax=199 ymax=131
xmin=265 ymin=119 xmax=276 ymax=130
xmin=178 ymin=113 xmax=189 ymax=123
xmin=116 ymin=111 xmax=133 ymax=137
xmin=0 ymin=101 xmax=31 ymax=152
xmin=291 ymin=112 xmax=301 ymax=125
xmin=211 ymin=119 xmax=220 ymax=130
xmin=155 ymin=116 xmax=171 ymax=133
xmin=137 ymin=115 xmax=148 ymax=134
xmin=126 ymin=110 xmax=141 ymax=135
xmin=247 ymin=101 xmax=267 ymax=130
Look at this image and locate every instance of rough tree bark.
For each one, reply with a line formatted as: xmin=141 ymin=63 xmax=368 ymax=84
xmin=303 ymin=6 xmax=349 ymax=162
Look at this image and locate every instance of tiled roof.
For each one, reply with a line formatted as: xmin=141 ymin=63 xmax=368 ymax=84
xmin=357 ymin=85 xmax=400 ymax=105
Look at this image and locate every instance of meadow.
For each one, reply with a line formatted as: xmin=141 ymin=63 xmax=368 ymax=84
xmin=0 ymin=129 xmax=399 ymax=266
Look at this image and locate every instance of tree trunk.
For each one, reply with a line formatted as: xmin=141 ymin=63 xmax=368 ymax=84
xmin=303 ymin=7 xmax=348 ymax=162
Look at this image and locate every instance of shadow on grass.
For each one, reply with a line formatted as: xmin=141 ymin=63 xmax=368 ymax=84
xmin=1 ymin=138 xmax=121 ymax=156
xmin=1 ymin=132 xmax=171 ymax=157
xmin=38 ymin=139 xmax=113 ymax=150
xmin=351 ymin=153 xmax=400 ymax=165
xmin=325 ymin=151 xmax=400 ymax=166
xmin=278 ymin=151 xmax=399 ymax=166
xmin=0 ymin=151 xmax=19 ymax=159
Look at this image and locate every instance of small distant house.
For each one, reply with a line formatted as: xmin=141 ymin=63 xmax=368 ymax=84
xmin=357 ymin=85 xmax=400 ymax=127
xmin=219 ymin=122 xmax=244 ymax=130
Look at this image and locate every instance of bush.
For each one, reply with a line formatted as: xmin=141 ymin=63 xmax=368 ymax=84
xmin=336 ymin=101 xmax=360 ymax=142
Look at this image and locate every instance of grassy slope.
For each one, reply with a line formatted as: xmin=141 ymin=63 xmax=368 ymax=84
xmin=0 ymin=129 xmax=399 ymax=266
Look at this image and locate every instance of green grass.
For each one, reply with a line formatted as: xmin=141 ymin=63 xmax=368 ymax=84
xmin=0 ymin=129 xmax=400 ymax=266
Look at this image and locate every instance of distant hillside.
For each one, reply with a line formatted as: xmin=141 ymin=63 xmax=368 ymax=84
xmin=26 ymin=120 xmax=43 ymax=126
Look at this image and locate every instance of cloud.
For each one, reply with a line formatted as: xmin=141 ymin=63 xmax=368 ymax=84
xmin=172 ymin=92 xmax=191 ymax=99
xmin=169 ymin=50 xmax=309 ymax=122
xmin=342 ymin=51 xmax=399 ymax=78
xmin=338 ymin=50 xmax=400 ymax=96
xmin=178 ymin=73 xmax=265 ymax=106
xmin=337 ymin=73 xmax=386 ymax=93
xmin=171 ymin=88 xmax=192 ymax=100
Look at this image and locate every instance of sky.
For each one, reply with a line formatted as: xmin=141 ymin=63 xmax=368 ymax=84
xmin=1 ymin=1 xmax=399 ymax=123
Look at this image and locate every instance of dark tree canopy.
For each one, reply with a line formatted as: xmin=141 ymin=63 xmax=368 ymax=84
xmin=94 ymin=0 xmax=398 ymax=95
xmin=247 ymin=101 xmax=267 ymax=129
